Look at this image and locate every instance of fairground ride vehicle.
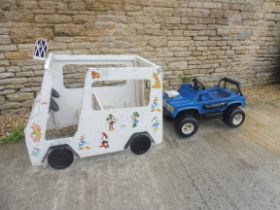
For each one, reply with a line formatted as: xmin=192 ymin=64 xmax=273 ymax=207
xmin=24 ymin=40 xmax=163 ymax=169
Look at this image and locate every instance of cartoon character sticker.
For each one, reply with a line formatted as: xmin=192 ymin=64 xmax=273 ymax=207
xmin=151 ymin=97 xmax=161 ymax=112
xmin=131 ymin=112 xmax=140 ymax=128
xmin=30 ymin=98 xmax=48 ymax=120
xmin=32 ymin=148 xmax=40 ymax=157
xmin=31 ymin=123 xmax=42 ymax=143
xmin=99 ymin=132 xmax=109 ymax=149
xmin=79 ymin=135 xmax=91 ymax=151
xmin=41 ymin=100 xmax=48 ymax=106
xmin=91 ymin=71 xmax=100 ymax=79
xmin=107 ymin=114 xmax=116 ymax=131
xmin=152 ymin=116 xmax=160 ymax=132
xmin=152 ymin=72 xmax=161 ymax=89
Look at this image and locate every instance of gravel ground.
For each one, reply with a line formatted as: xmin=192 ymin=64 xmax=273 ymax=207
xmin=0 ymin=83 xmax=280 ymax=140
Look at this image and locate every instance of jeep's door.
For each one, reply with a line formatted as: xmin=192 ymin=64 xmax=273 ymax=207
xmin=198 ymin=92 xmax=229 ymax=115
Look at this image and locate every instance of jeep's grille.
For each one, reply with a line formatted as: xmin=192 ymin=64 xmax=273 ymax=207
xmin=163 ymin=101 xmax=173 ymax=113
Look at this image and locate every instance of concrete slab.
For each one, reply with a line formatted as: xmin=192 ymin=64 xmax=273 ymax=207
xmin=1 ymin=102 xmax=280 ymax=210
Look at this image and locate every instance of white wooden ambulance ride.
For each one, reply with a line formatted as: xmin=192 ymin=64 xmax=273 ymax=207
xmin=25 ymin=40 xmax=163 ymax=169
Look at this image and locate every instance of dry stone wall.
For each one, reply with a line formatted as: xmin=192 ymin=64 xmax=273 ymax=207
xmin=0 ymin=0 xmax=280 ymax=114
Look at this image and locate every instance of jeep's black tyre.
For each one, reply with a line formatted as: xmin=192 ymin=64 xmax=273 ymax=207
xmin=175 ymin=115 xmax=199 ymax=137
xmin=48 ymin=147 xmax=74 ymax=169
xmin=130 ymin=134 xmax=151 ymax=155
xmin=223 ymin=107 xmax=245 ymax=128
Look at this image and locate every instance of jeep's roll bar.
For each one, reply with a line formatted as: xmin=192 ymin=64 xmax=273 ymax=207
xmin=217 ymin=77 xmax=243 ymax=96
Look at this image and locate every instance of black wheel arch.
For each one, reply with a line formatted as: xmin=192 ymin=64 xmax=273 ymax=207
xmin=175 ymin=109 xmax=199 ymax=120
xmin=225 ymin=103 xmax=243 ymax=113
xmin=43 ymin=144 xmax=79 ymax=163
xmin=124 ymin=132 xmax=154 ymax=149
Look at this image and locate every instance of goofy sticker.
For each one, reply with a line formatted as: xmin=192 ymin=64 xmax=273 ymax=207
xmin=99 ymin=132 xmax=109 ymax=149
xmin=107 ymin=114 xmax=116 ymax=131
xmin=151 ymin=97 xmax=161 ymax=112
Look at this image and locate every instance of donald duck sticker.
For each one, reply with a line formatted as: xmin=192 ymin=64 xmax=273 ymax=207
xmin=151 ymin=97 xmax=161 ymax=112
xmin=152 ymin=116 xmax=160 ymax=132
xmin=79 ymin=135 xmax=91 ymax=151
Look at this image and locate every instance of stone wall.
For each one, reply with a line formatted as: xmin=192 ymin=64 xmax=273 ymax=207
xmin=0 ymin=0 xmax=280 ymax=115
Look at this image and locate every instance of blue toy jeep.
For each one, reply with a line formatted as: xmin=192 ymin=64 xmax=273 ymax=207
xmin=163 ymin=77 xmax=246 ymax=137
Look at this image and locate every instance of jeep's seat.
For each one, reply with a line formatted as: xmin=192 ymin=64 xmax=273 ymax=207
xmin=209 ymin=88 xmax=231 ymax=99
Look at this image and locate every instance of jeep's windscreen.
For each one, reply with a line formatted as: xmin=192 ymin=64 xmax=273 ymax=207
xmin=178 ymin=85 xmax=197 ymax=101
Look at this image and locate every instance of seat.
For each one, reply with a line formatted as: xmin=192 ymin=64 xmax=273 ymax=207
xmin=209 ymin=89 xmax=231 ymax=99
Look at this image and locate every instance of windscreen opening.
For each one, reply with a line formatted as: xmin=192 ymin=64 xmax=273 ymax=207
xmin=63 ymin=64 xmax=127 ymax=88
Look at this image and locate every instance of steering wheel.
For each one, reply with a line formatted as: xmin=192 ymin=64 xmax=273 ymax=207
xmin=192 ymin=78 xmax=206 ymax=91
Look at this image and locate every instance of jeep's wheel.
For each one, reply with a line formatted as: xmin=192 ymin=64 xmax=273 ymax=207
xmin=130 ymin=134 xmax=151 ymax=155
xmin=175 ymin=115 xmax=199 ymax=137
xmin=223 ymin=107 xmax=245 ymax=128
xmin=48 ymin=147 xmax=74 ymax=169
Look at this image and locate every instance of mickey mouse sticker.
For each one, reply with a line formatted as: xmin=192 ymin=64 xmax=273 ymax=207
xmin=99 ymin=132 xmax=110 ymax=149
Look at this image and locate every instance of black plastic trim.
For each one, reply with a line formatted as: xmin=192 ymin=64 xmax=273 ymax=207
xmin=203 ymin=102 xmax=227 ymax=109
xmin=217 ymin=77 xmax=243 ymax=96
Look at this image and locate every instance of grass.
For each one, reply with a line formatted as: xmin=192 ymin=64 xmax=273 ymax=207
xmin=1 ymin=128 xmax=24 ymax=144
xmin=0 ymin=114 xmax=28 ymax=144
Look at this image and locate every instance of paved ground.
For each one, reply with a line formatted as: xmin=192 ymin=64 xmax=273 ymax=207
xmin=1 ymin=101 xmax=280 ymax=210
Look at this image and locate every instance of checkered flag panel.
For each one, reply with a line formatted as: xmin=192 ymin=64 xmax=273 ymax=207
xmin=33 ymin=39 xmax=48 ymax=60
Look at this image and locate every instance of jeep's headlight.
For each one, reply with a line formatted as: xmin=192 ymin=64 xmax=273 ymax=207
xmin=163 ymin=101 xmax=173 ymax=113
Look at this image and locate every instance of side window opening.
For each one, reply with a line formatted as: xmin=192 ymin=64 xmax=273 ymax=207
xmin=92 ymin=79 xmax=151 ymax=110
